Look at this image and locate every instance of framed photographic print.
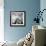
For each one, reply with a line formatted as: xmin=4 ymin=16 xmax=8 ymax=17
xmin=10 ymin=11 xmax=26 ymax=27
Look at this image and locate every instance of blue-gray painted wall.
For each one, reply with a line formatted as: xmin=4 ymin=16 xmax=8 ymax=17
xmin=4 ymin=0 xmax=40 ymax=42
xmin=40 ymin=0 xmax=46 ymax=27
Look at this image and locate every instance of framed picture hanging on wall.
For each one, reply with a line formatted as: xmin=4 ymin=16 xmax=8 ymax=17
xmin=10 ymin=11 xmax=26 ymax=27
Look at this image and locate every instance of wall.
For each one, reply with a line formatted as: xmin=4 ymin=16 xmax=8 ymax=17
xmin=4 ymin=0 xmax=40 ymax=42
xmin=40 ymin=0 xmax=46 ymax=27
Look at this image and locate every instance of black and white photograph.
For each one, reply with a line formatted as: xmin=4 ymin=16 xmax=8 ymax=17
xmin=10 ymin=11 xmax=26 ymax=27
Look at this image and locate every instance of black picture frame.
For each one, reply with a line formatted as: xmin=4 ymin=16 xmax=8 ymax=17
xmin=10 ymin=11 xmax=26 ymax=27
